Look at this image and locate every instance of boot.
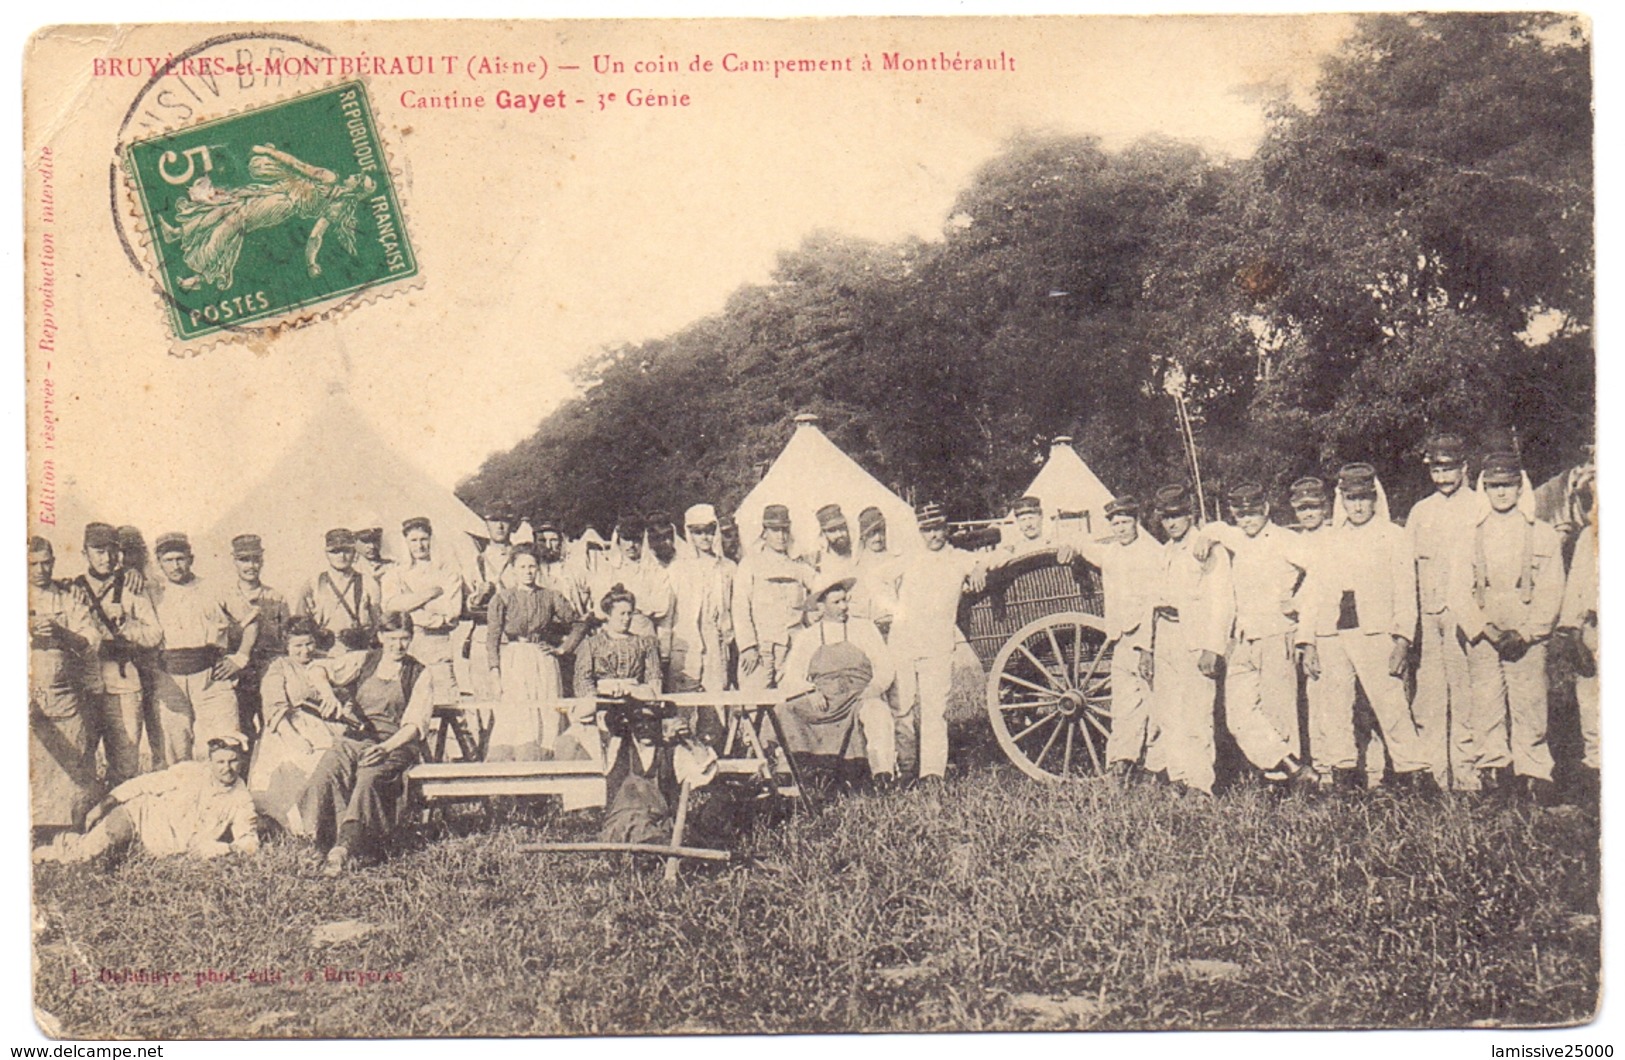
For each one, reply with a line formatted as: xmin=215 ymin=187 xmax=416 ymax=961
xmin=1478 ymin=766 xmax=1515 ymax=803
xmin=1273 ymin=755 xmax=1321 ymax=798
xmin=1332 ymin=767 xmax=1364 ymax=795
xmin=1574 ymin=766 xmax=1600 ymax=810
xmin=1522 ymin=775 xmax=1557 ymax=808
xmin=1395 ymin=769 xmax=1440 ymax=799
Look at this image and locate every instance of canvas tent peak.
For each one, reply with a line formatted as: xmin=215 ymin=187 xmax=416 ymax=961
xmin=735 ymin=417 xmax=918 ymax=550
xmin=201 ymin=395 xmax=485 ymax=585
xmin=1018 ymin=436 xmax=1117 ymax=538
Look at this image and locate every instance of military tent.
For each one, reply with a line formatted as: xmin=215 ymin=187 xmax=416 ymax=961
xmin=202 ymin=396 xmax=485 ymax=587
xmin=735 ymin=415 xmax=918 ymax=551
xmin=1020 ymin=436 xmax=1116 ymax=538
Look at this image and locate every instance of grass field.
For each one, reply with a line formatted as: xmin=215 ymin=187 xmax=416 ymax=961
xmin=30 ymin=666 xmax=1601 ymax=1038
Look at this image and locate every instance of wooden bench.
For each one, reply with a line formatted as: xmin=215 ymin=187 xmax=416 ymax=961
xmin=407 ymin=691 xmax=806 ymax=877
xmin=406 ymin=691 xmax=801 ymax=802
xmin=407 ymin=758 xmax=607 ymax=805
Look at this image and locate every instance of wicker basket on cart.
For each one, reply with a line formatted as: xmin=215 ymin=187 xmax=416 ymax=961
xmin=957 ymin=547 xmax=1114 ymax=781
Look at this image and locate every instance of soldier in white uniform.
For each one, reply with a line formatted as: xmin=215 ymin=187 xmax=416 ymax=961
xmin=149 ymin=532 xmax=260 ymax=763
xmin=591 ymin=514 xmax=675 ymax=658
xmin=1196 ymin=483 xmax=1317 ymax=791
xmin=381 ymin=517 xmax=466 ymax=705
xmin=732 ymin=504 xmax=811 ymax=692
xmin=466 ymin=508 xmax=519 ymax=701
xmin=890 ymin=502 xmax=986 ymax=787
xmin=1143 ymin=484 xmax=1231 ymax=797
xmin=1558 ymin=519 xmax=1598 ymax=803
xmin=1287 ymin=477 xmax=1342 ymax=786
xmin=853 ymin=506 xmax=900 ymax=636
xmin=811 ymin=504 xmax=860 ymax=584
xmin=532 ymin=517 xmax=592 ymax=616
xmin=71 ymin=522 xmax=162 ymax=787
xmin=667 ymin=503 xmax=736 ymax=695
xmin=1003 ymin=495 xmax=1048 ymax=555
xmin=1407 ymin=432 xmax=1480 ymax=790
xmin=1096 ymin=497 xmax=1163 ymax=781
xmin=353 ymin=526 xmax=395 ymax=599
xmin=297 ymin=529 xmax=382 ymax=652
xmin=1299 ymin=464 xmax=1436 ymax=795
xmin=30 ymin=536 xmax=100 ymax=839
xmin=1447 ymin=450 xmax=1565 ymax=803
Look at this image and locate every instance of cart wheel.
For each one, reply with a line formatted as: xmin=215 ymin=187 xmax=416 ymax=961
xmin=985 ymin=611 xmax=1112 ymax=781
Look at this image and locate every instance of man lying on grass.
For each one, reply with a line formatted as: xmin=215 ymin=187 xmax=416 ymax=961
xmin=33 ymin=735 xmax=261 ymax=865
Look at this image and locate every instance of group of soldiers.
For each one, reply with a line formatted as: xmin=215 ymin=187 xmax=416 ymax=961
xmin=25 ymin=429 xmax=1601 ymax=853
xmin=26 ymin=520 xmax=455 ymax=843
xmin=1095 ymin=434 xmax=1598 ymax=803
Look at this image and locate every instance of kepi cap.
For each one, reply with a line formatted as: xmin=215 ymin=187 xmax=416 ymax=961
xmin=761 ymin=504 xmax=792 ymax=531
xmin=1012 ymin=495 xmax=1042 ymax=517
xmin=154 ymin=532 xmax=191 ymax=557
xmin=1289 ymin=477 xmax=1327 ymax=507
xmin=858 ymin=506 xmax=886 ymax=538
xmin=83 ymin=522 xmax=120 ymax=550
xmin=231 ymin=534 xmax=264 ymax=558
xmin=1481 ymin=450 xmax=1523 ymax=486
xmin=1154 ymin=484 xmax=1192 ymax=516
xmin=1337 ymin=463 xmax=1378 ymax=498
xmin=816 ymin=503 xmax=848 ymax=532
xmin=1226 ymin=482 xmax=1267 ymax=513
xmin=1103 ymin=496 xmax=1139 ymax=520
xmin=1423 ymin=432 xmax=1467 ymax=467
xmin=401 ymin=516 xmax=433 ymax=536
xmin=326 ymin=528 xmax=356 ymax=550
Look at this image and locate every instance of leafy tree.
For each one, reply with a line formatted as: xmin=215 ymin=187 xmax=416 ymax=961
xmin=461 ymin=13 xmax=1591 ymax=531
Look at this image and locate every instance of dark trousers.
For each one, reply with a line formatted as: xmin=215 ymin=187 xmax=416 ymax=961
xmin=300 ymin=739 xmax=420 ymax=857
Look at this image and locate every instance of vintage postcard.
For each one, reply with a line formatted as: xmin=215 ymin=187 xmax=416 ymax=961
xmin=20 ymin=14 xmax=1599 ymax=1044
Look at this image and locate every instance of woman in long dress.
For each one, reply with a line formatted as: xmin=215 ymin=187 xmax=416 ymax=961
xmin=301 ymin=611 xmax=440 ymax=875
xmin=574 ymin=586 xmax=697 ymax=844
xmin=485 ymin=547 xmax=588 ymax=761
xmin=247 ymin=617 xmax=349 ymax=837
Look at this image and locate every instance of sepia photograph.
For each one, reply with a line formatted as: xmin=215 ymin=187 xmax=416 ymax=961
xmin=18 ymin=9 xmax=1601 ymax=1044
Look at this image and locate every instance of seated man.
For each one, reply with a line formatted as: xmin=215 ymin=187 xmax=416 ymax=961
xmin=34 ymin=735 xmax=260 ymax=864
xmin=778 ymin=573 xmax=898 ymax=790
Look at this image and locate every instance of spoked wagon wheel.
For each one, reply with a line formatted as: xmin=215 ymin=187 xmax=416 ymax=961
xmin=985 ymin=612 xmax=1113 ymax=781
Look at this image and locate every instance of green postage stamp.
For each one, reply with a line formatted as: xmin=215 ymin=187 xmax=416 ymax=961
xmin=123 ymin=80 xmax=417 ymax=344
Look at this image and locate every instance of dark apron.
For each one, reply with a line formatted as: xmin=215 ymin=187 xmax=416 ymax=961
xmin=779 ymin=636 xmax=873 ymax=760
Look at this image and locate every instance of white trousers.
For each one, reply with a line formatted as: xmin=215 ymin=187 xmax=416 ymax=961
xmin=856 ymin=697 xmax=898 ymax=775
xmin=896 ymin=653 xmax=954 ymax=779
xmin=1466 ymin=638 xmax=1554 ymax=781
xmin=1225 ymin=632 xmax=1299 ymax=770
xmin=1313 ymin=632 xmax=1427 ymax=774
xmin=1105 ymin=651 xmax=1154 ymax=768
xmin=150 ymin=668 xmax=238 ymax=764
xmin=1151 ymin=621 xmax=1215 ymax=793
xmin=1415 ymin=609 xmax=1475 ymax=788
xmin=738 ymin=642 xmax=791 ymax=693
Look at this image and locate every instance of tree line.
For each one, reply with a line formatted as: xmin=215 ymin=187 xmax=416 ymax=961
xmin=461 ymin=13 xmax=1592 ymax=533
